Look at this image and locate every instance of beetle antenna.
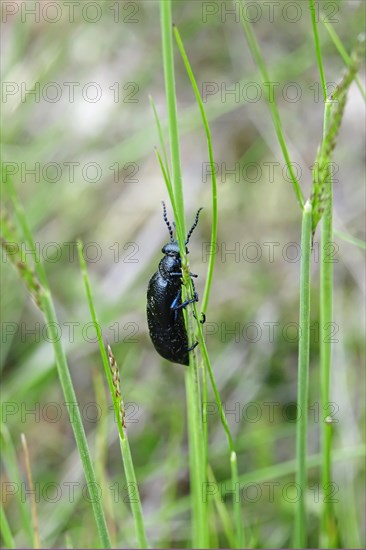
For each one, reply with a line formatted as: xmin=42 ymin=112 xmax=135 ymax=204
xmin=185 ymin=207 xmax=203 ymax=245
xmin=162 ymin=201 xmax=174 ymax=242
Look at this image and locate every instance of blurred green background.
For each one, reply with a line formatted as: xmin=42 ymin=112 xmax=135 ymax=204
xmin=1 ymin=0 xmax=365 ymax=547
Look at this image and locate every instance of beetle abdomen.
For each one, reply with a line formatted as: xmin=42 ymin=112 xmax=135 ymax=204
xmin=146 ymin=272 xmax=189 ymax=365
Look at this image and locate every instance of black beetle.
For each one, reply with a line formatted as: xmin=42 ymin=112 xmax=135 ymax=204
xmin=147 ymin=202 xmax=203 ymax=366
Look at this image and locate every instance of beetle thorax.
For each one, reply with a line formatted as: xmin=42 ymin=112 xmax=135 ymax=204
xmin=159 ymin=252 xmax=181 ymax=278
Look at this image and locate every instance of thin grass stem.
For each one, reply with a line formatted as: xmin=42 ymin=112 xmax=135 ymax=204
xmin=333 ymin=229 xmax=366 ymax=250
xmin=173 ymin=25 xmax=218 ymax=314
xmin=4 ymin=180 xmax=111 ymax=548
xmin=77 ymin=242 xmax=148 ymax=549
xmin=160 ymin=2 xmax=208 ymax=546
xmin=319 ymin=180 xmax=335 ymax=548
xmin=173 ymin=26 xmax=247 ymax=547
xmin=154 ymin=147 xmax=183 ymax=243
xmin=294 ymin=201 xmax=312 ymax=548
xmin=20 ymin=434 xmax=40 ymax=549
xmin=307 ymin=22 xmax=334 ymax=544
xmin=160 ymin=0 xmax=185 ymax=233
xmin=149 ymin=95 xmax=172 ymax=181
xmin=319 ymin=97 xmax=335 ymax=548
xmin=0 ymin=415 xmax=33 ymax=545
xmin=207 ymin=466 xmax=236 ymax=548
xmin=0 ymin=505 xmax=15 ymax=549
xmin=309 ymin=0 xmax=327 ymax=102
xmin=77 ymin=241 xmax=125 ymax=440
xmin=194 ymin=317 xmax=245 ymax=547
xmin=238 ymin=0 xmax=304 ymax=209
xmin=321 ymin=18 xmax=365 ymax=101
xmin=40 ymin=293 xmax=112 ymax=547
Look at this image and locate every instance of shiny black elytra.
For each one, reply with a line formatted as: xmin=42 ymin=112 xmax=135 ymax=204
xmin=146 ymin=202 xmax=203 ymax=366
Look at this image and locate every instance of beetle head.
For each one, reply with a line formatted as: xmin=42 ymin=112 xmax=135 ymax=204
xmin=159 ymin=241 xmax=182 ymax=278
xmin=162 ymin=241 xmax=189 ymax=257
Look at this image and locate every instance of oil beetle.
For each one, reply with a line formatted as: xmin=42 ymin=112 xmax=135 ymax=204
xmin=147 ymin=202 xmax=203 ymax=366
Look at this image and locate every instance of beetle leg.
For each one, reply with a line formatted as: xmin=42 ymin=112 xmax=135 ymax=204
xmin=171 ymin=289 xmax=182 ymax=321
xmin=193 ymin=311 xmax=206 ymax=324
xmin=187 ymin=341 xmax=199 ymax=352
xmin=171 ymin=271 xmax=197 ymax=278
xmin=173 ymin=292 xmax=198 ymax=310
xmin=177 ymin=273 xmax=198 ymax=310
xmin=171 ymin=289 xmax=182 ymax=309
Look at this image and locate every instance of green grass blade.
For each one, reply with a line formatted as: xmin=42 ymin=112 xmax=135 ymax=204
xmin=237 ymin=445 xmax=365 ymax=485
xmin=173 ymin=24 xmax=231 ymax=546
xmin=0 ymin=425 xmax=33 ymax=545
xmin=0 ymin=504 xmax=15 ymax=549
xmin=320 ymin=193 xmax=335 ymax=547
xmin=207 ymin=466 xmax=236 ymax=548
xmin=93 ymin=371 xmax=117 ymax=546
xmin=184 ymin=363 xmax=207 ymax=548
xmin=311 ymin=38 xmax=363 ymax=236
xmin=154 ymin=147 xmax=183 ymax=243
xmin=238 ymin=0 xmax=304 ymax=209
xmin=150 ymin=98 xmax=186 ymax=243
xmin=149 ymin=95 xmax=172 ymax=182
xmin=333 ymin=228 xmax=366 ymax=249
xmin=157 ymin=444 xmax=365 ymax=525
xmin=4 ymin=182 xmax=111 ymax=549
xmin=294 ymin=201 xmax=312 ymax=548
xmin=321 ymin=18 xmax=365 ymax=101
xmin=160 ymin=2 xmax=208 ymax=546
xmin=160 ymin=0 xmax=185 ymax=234
xmin=310 ymin=41 xmax=364 ymax=544
xmin=77 ymin=242 xmax=148 ymax=549
xmin=194 ymin=318 xmax=245 ymax=547
xmin=307 ymin=22 xmax=333 ymax=545
xmin=119 ymin=437 xmax=149 ymax=549
xmin=4 ymin=178 xmax=48 ymax=288
xmin=40 ymin=293 xmax=112 ymax=548
xmin=173 ymin=25 xmax=218 ymax=315
xmin=77 ymin=241 xmax=125 ymax=440
xmin=309 ymin=0 xmax=327 ymax=102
